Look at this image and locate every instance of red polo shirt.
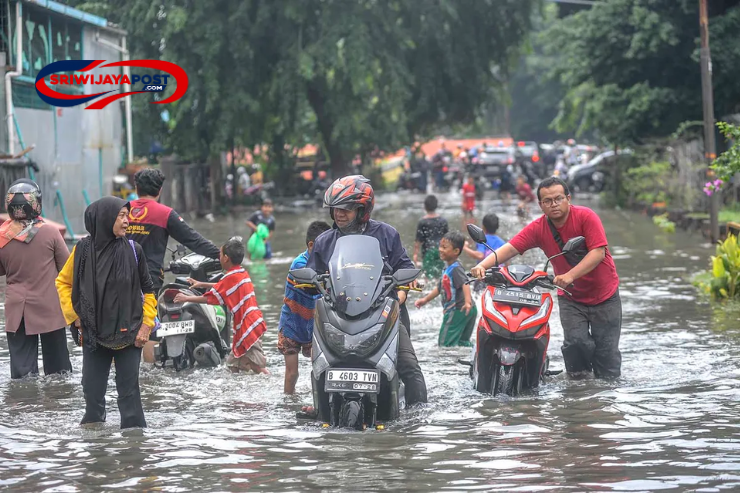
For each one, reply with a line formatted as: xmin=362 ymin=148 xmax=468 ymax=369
xmin=509 ymin=205 xmax=619 ymax=305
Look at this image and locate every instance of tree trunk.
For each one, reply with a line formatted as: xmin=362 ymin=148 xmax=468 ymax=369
xmin=269 ymin=133 xmax=292 ymax=196
xmin=613 ymin=144 xmax=621 ymax=204
xmin=306 ymin=81 xmax=347 ymax=177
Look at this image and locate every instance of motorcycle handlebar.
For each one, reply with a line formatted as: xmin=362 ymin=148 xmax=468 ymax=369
xmin=466 ymin=270 xmax=573 ymax=296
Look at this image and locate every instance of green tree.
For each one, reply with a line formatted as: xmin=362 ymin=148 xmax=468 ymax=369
xmin=545 ymin=0 xmax=740 ymax=146
xmin=711 ymin=121 xmax=740 ymax=183
xmin=69 ymin=0 xmax=538 ymax=177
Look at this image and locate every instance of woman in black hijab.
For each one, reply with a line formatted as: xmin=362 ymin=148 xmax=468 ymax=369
xmin=56 ymin=196 xmax=156 ymax=428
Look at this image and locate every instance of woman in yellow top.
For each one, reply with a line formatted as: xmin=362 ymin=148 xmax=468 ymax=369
xmin=56 ymin=196 xmax=157 ymax=429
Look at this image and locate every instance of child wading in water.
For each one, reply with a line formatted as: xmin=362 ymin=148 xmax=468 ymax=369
xmin=278 ymin=221 xmax=332 ymax=394
xmin=461 ymin=175 xmax=476 ymax=224
xmin=463 ymin=213 xmax=506 ymax=263
xmin=246 ymin=198 xmax=276 ymax=260
xmin=175 ymin=238 xmax=269 ymax=374
xmin=415 ymin=231 xmax=477 ymax=347
xmin=413 ymin=195 xmax=449 ymax=279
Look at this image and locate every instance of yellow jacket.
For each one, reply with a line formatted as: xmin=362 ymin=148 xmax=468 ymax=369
xmin=55 ymin=245 xmax=157 ymax=328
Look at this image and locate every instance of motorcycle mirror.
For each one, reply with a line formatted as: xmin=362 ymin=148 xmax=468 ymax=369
xmin=290 ymin=267 xmax=318 ymax=284
xmin=562 ymin=236 xmax=586 ymax=253
xmin=466 ymin=224 xmax=487 ymax=244
xmin=392 ymin=268 xmax=421 ymax=286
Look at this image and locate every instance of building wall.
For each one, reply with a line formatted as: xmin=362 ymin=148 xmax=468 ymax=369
xmin=12 ymin=25 xmax=124 ymax=234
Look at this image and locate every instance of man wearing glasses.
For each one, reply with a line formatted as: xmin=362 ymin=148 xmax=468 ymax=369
xmin=471 ymin=176 xmax=621 ymax=379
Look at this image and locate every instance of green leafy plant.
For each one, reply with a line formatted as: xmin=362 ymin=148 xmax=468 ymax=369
xmin=711 ymin=122 xmax=740 ymax=185
xmin=694 ymin=234 xmax=740 ymax=300
xmin=624 ymin=161 xmax=671 ymax=206
xmin=652 ymin=213 xmax=675 ymax=233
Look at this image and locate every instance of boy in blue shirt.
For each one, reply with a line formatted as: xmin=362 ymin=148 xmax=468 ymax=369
xmin=463 ymin=213 xmax=506 ymax=262
xmin=278 ymin=221 xmax=332 ymax=394
xmin=415 ymin=231 xmax=477 ymax=347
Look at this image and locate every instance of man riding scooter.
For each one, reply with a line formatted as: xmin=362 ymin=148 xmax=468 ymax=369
xmin=126 ymin=169 xmax=221 ymax=361
xmin=301 ymin=175 xmax=428 ymax=416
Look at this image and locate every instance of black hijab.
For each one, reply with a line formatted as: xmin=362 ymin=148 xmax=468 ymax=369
xmin=72 ymin=196 xmax=143 ymax=349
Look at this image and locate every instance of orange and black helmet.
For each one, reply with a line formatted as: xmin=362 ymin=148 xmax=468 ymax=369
xmin=323 ymin=175 xmax=375 ymax=223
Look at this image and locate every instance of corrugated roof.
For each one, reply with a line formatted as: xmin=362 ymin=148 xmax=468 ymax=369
xmin=22 ymin=0 xmax=109 ymax=28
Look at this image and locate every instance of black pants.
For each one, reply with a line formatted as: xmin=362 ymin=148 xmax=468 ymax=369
xmin=6 ymin=319 xmax=72 ymax=379
xmin=81 ymin=344 xmax=147 ymax=429
xmin=558 ymin=290 xmax=622 ymax=379
xmin=398 ymin=304 xmax=427 ymax=405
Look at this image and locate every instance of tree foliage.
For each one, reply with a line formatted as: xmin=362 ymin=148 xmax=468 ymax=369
xmin=711 ymin=122 xmax=740 ymax=183
xmin=67 ymin=0 xmax=536 ymax=175
xmin=544 ymin=0 xmax=740 ymax=146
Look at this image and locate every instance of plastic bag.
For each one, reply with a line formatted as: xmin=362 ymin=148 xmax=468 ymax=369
xmin=247 ymin=223 xmax=270 ymax=260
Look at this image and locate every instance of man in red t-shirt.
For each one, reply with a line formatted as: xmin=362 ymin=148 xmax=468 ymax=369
xmin=471 ymin=176 xmax=621 ymax=378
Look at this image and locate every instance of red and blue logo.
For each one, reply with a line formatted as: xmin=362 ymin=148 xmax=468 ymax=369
xmin=35 ymin=59 xmax=188 ymax=109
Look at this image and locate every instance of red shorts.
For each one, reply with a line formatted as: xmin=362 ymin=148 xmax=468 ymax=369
xmin=277 ymin=330 xmax=312 ymax=357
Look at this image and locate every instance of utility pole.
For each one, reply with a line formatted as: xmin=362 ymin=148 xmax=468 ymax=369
xmin=699 ymin=0 xmax=719 ymax=243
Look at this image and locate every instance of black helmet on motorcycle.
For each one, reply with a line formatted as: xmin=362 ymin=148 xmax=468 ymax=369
xmin=323 ymin=175 xmax=375 ymax=224
xmin=5 ymin=179 xmax=42 ymax=220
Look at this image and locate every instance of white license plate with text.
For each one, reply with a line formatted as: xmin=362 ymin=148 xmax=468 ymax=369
xmin=325 ymin=369 xmax=381 ymax=393
xmin=158 ymin=320 xmax=195 ymax=337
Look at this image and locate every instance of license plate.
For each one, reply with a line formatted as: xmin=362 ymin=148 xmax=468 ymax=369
xmin=158 ymin=320 xmax=195 ymax=337
xmin=492 ymin=288 xmax=542 ymax=307
xmin=325 ymin=369 xmax=380 ymax=393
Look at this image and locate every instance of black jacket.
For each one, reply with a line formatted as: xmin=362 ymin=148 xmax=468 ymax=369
xmin=126 ymin=198 xmax=220 ymax=289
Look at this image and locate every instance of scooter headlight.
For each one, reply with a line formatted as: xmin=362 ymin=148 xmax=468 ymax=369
xmin=521 ymin=297 xmax=552 ymax=327
xmin=323 ymin=323 xmax=386 ymax=357
xmin=483 ymin=290 xmax=508 ymax=328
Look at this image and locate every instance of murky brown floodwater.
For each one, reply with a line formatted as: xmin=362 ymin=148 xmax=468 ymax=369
xmin=2 ymin=191 xmax=739 ymax=492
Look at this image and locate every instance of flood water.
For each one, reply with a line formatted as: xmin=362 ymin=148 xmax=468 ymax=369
xmin=2 ymin=191 xmax=740 ymax=492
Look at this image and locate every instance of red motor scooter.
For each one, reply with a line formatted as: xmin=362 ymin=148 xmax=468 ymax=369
xmin=464 ymin=224 xmax=585 ymax=396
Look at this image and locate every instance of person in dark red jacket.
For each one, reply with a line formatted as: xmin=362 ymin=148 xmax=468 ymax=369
xmin=126 ymin=169 xmax=220 ymax=291
xmin=472 ymin=176 xmax=622 ymax=379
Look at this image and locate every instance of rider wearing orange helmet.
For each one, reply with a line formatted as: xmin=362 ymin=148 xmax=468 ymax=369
xmin=307 ymin=175 xmax=428 ymax=405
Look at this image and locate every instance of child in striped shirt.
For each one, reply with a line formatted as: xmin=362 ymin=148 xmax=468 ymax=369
xmin=174 ymin=237 xmax=269 ymax=374
xmin=278 ymin=221 xmax=331 ymax=394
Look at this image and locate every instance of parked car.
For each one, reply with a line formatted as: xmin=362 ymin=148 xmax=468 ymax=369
xmin=567 ymin=149 xmax=635 ymax=194
xmin=515 ymin=141 xmax=545 ymax=177
xmin=473 ymin=145 xmax=516 ymax=179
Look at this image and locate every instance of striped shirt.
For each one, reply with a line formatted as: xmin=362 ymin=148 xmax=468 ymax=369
xmin=203 ymin=266 xmax=266 ymax=358
xmin=279 ymin=250 xmax=319 ymax=344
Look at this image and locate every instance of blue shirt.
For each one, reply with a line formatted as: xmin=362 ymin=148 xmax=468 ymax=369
xmin=477 ymin=234 xmax=506 ymax=258
xmin=279 ymin=250 xmax=319 ymax=343
xmin=439 ymin=261 xmax=467 ymax=313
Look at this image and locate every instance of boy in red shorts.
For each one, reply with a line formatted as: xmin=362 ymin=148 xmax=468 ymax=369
xmin=174 ymin=237 xmax=269 ymax=374
xmin=278 ymin=221 xmax=332 ymax=394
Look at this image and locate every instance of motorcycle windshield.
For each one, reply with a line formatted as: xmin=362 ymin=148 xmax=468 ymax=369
xmin=328 ymin=235 xmax=384 ymax=317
